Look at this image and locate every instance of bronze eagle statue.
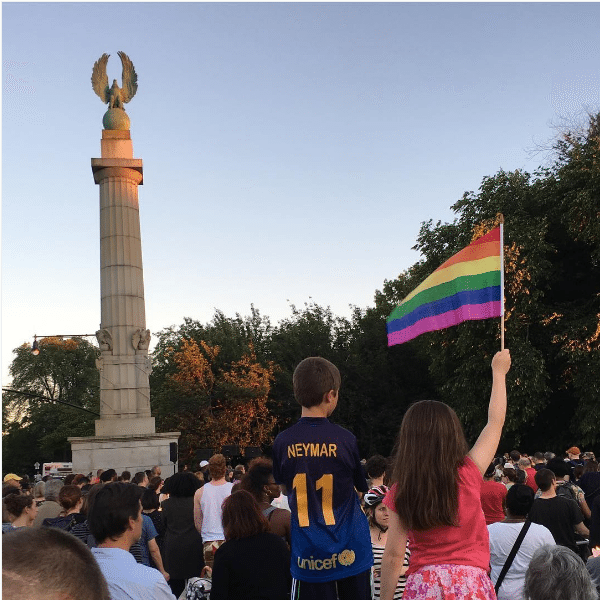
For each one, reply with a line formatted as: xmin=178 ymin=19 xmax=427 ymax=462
xmin=91 ymin=51 xmax=138 ymax=109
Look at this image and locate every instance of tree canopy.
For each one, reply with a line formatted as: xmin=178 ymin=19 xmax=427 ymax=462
xmin=3 ymin=337 xmax=99 ymax=474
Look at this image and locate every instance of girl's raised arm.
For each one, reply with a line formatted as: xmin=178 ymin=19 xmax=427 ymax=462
xmin=468 ymin=349 xmax=511 ymax=476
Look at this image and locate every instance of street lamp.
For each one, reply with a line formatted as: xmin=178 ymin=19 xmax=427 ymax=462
xmin=31 ymin=334 xmax=97 ymax=355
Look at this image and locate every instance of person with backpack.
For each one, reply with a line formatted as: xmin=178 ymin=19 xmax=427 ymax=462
xmin=547 ymin=459 xmax=591 ymax=521
xmin=528 ymin=469 xmax=588 ymax=554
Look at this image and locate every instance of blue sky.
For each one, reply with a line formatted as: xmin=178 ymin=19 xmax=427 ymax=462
xmin=3 ymin=2 xmax=600 ymax=383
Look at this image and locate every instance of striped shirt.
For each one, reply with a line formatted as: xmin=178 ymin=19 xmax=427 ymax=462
xmin=372 ymin=542 xmax=409 ymax=599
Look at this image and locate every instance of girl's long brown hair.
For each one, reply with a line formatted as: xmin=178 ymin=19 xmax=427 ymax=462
xmin=392 ymin=400 xmax=468 ymax=531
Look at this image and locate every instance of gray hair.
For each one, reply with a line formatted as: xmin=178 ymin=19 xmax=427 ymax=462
xmin=33 ymin=481 xmax=45 ymax=499
xmin=44 ymin=479 xmax=63 ymax=502
xmin=524 ymin=545 xmax=598 ymax=600
xmin=544 ymin=451 xmax=556 ymax=461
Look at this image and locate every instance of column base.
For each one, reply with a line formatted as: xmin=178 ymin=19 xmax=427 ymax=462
xmin=68 ymin=431 xmax=180 ymax=477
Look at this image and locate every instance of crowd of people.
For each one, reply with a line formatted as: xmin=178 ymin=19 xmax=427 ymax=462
xmin=3 ymin=351 xmax=600 ymax=600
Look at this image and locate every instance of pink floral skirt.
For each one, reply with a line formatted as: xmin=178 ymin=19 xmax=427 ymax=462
xmin=403 ymin=564 xmax=497 ymax=600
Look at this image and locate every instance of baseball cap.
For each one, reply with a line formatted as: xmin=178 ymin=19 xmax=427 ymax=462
xmin=199 ymin=461 xmax=209 ymax=468
xmin=3 ymin=473 xmax=22 ymax=482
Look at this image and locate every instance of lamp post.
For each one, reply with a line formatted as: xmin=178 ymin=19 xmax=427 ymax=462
xmin=31 ymin=334 xmax=97 ymax=355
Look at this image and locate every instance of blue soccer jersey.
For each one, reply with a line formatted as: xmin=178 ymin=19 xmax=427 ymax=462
xmin=272 ymin=417 xmax=373 ymax=583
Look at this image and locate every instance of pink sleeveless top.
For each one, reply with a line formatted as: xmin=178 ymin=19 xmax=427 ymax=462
xmin=383 ymin=456 xmax=489 ymax=576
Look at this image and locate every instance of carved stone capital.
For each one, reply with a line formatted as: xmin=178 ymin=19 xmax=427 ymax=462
xmin=93 ymin=166 xmax=143 ymax=185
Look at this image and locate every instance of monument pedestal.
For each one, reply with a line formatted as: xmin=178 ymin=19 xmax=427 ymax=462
xmin=68 ymin=430 xmax=180 ymax=476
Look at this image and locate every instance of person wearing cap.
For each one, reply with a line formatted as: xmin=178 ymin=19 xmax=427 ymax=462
xmin=199 ymin=460 xmax=210 ymax=483
xmin=3 ymin=474 xmax=23 ymax=490
xmin=364 ymin=486 xmax=409 ymax=599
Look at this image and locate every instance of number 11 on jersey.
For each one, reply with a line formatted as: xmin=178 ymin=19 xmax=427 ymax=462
xmin=292 ymin=473 xmax=335 ymax=527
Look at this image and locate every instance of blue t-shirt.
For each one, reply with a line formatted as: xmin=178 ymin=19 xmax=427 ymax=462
xmin=139 ymin=514 xmax=158 ymax=566
xmin=272 ymin=417 xmax=372 ymax=582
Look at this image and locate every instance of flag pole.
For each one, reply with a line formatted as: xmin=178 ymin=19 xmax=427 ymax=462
xmin=499 ymin=213 xmax=505 ymax=351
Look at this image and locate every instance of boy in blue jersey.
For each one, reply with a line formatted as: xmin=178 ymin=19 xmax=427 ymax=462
xmin=272 ymin=357 xmax=373 ymax=600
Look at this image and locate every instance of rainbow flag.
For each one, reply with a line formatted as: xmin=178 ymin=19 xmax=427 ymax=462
xmin=387 ymin=227 xmax=503 ymax=346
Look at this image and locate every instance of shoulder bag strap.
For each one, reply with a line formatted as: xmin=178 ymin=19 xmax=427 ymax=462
xmin=494 ymin=519 xmax=532 ymax=595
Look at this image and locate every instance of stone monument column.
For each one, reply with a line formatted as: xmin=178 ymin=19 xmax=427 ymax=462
xmin=92 ymin=129 xmax=155 ymax=436
xmin=69 ymin=52 xmax=179 ymax=475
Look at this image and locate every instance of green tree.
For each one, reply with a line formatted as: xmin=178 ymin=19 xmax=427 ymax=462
xmin=375 ymin=113 xmax=600 ymax=451
xmin=3 ymin=337 xmax=100 ymax=474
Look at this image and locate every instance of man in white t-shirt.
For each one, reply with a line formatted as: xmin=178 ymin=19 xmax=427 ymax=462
xmin=193 ymin=453 xmax=233 ymax=568
xmin=488 ymin=484 xmax=555 ymax=600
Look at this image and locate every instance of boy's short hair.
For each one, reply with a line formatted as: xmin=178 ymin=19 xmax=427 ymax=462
xmin=87 ymin=482 xmax=143 ymax=543
xmin=534 ymin=468 xmax=555 ymax=492
xmin=293 ymin=357 xmax=341 ymax=408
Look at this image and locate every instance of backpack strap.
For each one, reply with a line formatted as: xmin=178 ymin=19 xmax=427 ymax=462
xmin=494 ymin=520 xmax=532 ymax=595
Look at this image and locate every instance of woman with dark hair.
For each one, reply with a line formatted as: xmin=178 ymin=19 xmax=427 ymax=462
xmin=161 ymin=471 xmax=204 ymax=598
xmin=210 ymin=490 xmax=291 ymax=600
xmin=488 ymin=484 xmax=555 ymax=600
xmin=142 ymin=488 xmax=165 ymax=552
xmin=501 ymin=467 xmax=518 ymax=490
xmin=481 ymin=462 xmax=508 ymax=525
xmin=239 ymin=458 xmax=291 ymax=544
xmin=364 ymin=486 xmax=409 ymax=599
xmin=148 ymin=476 xmax=164 ymax=494
xmin=3 ymin=494 xmax=38 ymax=531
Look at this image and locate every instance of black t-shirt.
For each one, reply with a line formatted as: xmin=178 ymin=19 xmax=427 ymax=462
xmin=528 ymin=496 xmax=583 ymax=552
xmin=210 ymin=532 xmax=291 ymax=600
xmin=590 ymin=495 xmax=600 ymax=548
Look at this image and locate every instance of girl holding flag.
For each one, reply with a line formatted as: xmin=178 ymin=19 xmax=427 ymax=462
xmin=379 ymin=349 xmax=511 ymax=600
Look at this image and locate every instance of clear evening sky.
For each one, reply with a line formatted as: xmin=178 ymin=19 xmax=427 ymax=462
xmin=2 ymin=2 xmax=599 ymax=383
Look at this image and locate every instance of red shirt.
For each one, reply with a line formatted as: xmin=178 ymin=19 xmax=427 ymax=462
xmin=524 ymin=467 xmax=538 ymax=492
xmin=480 ymin=479 xmax=507 ymax=525
xmin=383 ymin=456 xmax=489 ymax=576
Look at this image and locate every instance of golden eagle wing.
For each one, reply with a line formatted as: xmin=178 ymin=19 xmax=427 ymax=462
xmin=118 ymin=51 xmax=138 ymax=104
xmin=91 ymin=54 xmax=110 ymax=103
